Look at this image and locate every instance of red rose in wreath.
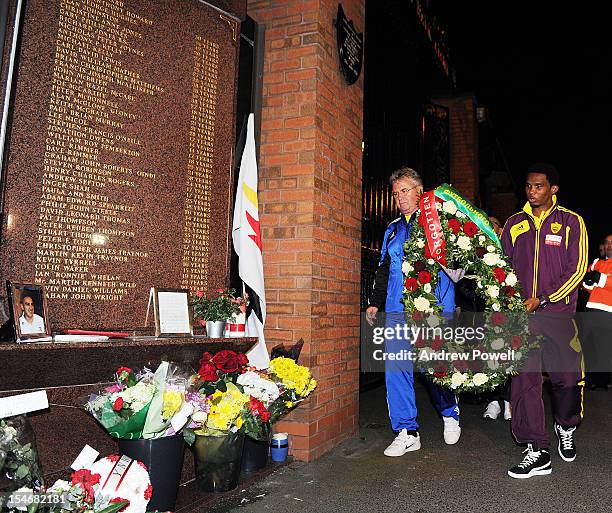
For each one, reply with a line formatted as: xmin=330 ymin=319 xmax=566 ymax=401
xmin=453 ymin=359 xmax=469 ymax=373
xmin=503 ymin=286 xmax=516 ymax=297
xmin=417 ymin=271 xmax=432 ymax=284
xmin=413 ymin=261 xmax=427 ymax=273
xmin=493 ymin=267 xmax=507 ymax=284
xmin=448 ymin=218 xmax=462 ymax=234
xmin=511 ymin=336 xmax=523 ymax=350
xmin=468 ymin=359 xmax=483 ymax=372
xmin=113 ymin=397 xmax=124 ymax=412
xmin=405 ymin=277 xmax=418 ymax=292
xmin=463 ymin=221 xmax=479 ymax=237
xmin=412 ymin=311 xmax=424 ymax=322
xmin=430 ymin=337 xmax=444 ymax=351
xmin=491 ymin=312 xmax=507 ymax=326
xmin=414 ymin=336 xmax=426 ymax=348
xmin=433 ymin=364 xmax=447 ymax=378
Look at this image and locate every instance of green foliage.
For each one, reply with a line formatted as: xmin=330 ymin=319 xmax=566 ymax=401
xmin=191 ymin=288 xmax=243 ymax=322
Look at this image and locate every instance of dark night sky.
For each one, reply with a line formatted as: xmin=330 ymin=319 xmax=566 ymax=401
xmin=444 ymin=2 xmax=610 ymax=250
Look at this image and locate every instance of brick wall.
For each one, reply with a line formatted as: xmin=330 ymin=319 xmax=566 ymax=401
xmin=434 ymin=95 xmax=479 ymax=202
xmin=247 ymin=0 xmax=364 ymax=461
xmin=489 ymin=192 xmax=518 ymax=225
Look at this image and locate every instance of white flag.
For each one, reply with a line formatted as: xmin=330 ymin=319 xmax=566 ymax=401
xmin=232 ymin=114 xmax=269 ymax=369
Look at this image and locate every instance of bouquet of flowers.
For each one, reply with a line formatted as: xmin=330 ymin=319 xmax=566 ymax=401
xmin=0 ymin=415 xmax=44 ymax=492
xmin=266 ymin=357 xmax=317 ymax=419
xmin=183 ymin=350 xmax=251 ymax=443
xmin=25 ymin=454 xmax=152 ymax=513
xmin=191 ymin=288 xmax=245 ymax=324
xmin=41 ymin=465 xmax=134 ymax=513
xmin=236 ymin=370 xmax=279 ymax=441
xmin=85 ymin=362 xmax=193 ymax=439
xmin=183 ymin=352 xmax=317 ymax=443
xmin=238 ymin=357 xmax=317 ymax=441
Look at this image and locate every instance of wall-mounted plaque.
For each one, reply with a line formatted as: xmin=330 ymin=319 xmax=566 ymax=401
xmin=0 ymin=0 xmax=243 ymax=330
xmin=335 ymin=3 xmax=363 ymax=85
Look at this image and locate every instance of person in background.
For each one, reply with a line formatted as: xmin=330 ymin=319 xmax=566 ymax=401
xmin=501 ymin=163 xmax=588 ymax=479
xmin=366 ymin=167 xmax=460 ymax=457
xmin=582 ymin=234 xmax=612 ymax=389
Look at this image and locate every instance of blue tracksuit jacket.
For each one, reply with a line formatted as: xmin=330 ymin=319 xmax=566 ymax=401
xmin=371 ymin=214 xmax=459 ymax=431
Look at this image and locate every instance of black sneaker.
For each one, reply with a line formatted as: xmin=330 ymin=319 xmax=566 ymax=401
xmin=554 ymin=423 xmax=577 ymax=462
xmin=508 ymin=444 xmax=552 ymax=479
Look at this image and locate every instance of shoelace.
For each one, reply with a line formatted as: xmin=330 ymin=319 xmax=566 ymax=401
xmin=391 ymin=432 xmax=415 ymax=447
xmin=557 ymin=426 xmax=575 ymax=450
xmin=517 ymin=448 xmax=541 ymax=468
xmin=444 ymin=418 xmax=460 ymax=431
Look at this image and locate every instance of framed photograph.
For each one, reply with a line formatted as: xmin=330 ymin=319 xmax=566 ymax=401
xmin=152 ymin=288 xmax=193 ymax=337
xmin=6 ymin=282 xmax=51 ymax=341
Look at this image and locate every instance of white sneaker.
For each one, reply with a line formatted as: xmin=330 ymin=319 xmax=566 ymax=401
xmin=503 ymin=401 xmax=512 ymax=421
xmin=443 ymin=417 xmax=461 ymax=445
xmin=383 ymin=429 xmax=421 ymax=457
xmin=483 ymin=401 xmax=501 ymax=420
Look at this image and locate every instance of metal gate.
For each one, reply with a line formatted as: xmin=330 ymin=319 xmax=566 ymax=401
xmin=418 ymin=103 xmax=450 ymax=190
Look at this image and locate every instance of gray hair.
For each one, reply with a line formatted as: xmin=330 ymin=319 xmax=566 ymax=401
xmin=389 ymin=167 xmax=422 ymax=187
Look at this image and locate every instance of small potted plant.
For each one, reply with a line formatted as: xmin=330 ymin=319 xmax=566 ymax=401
xmin=191 ymin=288 xmax=243 ymax=338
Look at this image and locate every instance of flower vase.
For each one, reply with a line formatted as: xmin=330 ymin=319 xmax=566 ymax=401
xmin=206 ymin=320 xmax=226 ymax=338
xmin=118 ymin=434 xmax=185 ymax=511
xmin=241 ymin=434 xmax=270 ymax=474
xmin=193 ymin=431 xmax=245 ymax=492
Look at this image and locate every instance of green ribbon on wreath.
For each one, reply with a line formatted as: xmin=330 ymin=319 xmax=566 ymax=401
xmin=434 ymin=184 xmax=501 ymax=247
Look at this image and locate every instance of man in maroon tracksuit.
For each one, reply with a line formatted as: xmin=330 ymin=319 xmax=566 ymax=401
xmin=501 ymin=163 xmax=588 ymax=479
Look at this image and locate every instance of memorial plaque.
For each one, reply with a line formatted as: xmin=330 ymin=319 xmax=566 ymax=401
xmin=0 ymin=0 xmax=242 ymax=330
xmin=335 ymin=3 xmax=363 ymax=86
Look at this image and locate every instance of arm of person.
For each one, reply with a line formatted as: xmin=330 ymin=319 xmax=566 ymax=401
xmin=500 ymin=218 xmax=515 ymax=263
xmin=582 ymin=259 xmax=611 ymax=292
xmin=367 ymin=253 xmax=390 ymax=325
xmin=545 ymin=214 xmax=589 ymax=303
xmin=366 ymin=225 xmax=393 ymax=325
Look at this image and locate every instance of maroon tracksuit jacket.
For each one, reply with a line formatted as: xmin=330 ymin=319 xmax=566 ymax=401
xmin=501 ymin=197 xmax=588 ymax=448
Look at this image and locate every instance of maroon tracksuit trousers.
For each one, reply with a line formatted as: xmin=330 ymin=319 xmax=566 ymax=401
xmin=511 ymin=314 xmax=584 ymax=449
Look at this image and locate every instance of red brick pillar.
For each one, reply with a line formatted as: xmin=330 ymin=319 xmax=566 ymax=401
xmin=434 ymin=95 xmax=479 ymax=202
xmin=247 ymin=0 xmax=364 ymax=461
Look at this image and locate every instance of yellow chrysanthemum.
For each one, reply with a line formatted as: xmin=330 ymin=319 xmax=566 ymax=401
xmin=270 ymin=357 xmax=317 ymax=397
xmin=161 ymin=390 xmax=183 ymax=420
xmin=206 ymin=383 xmax=248 ymax=432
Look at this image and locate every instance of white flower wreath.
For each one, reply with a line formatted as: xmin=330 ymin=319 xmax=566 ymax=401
xmin=402 ymin=185 xmax=538 ymax=393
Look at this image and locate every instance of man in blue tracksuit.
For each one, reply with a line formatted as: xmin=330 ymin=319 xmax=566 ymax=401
xmin=366 ymin=167 xmax=461 ymax=456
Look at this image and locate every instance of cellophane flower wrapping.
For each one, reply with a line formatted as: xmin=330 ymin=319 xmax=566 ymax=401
xmin=0 ymin=415 xmax=44 ymax=492
xmin=84 ymin=362 xmax=193 ymax=440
